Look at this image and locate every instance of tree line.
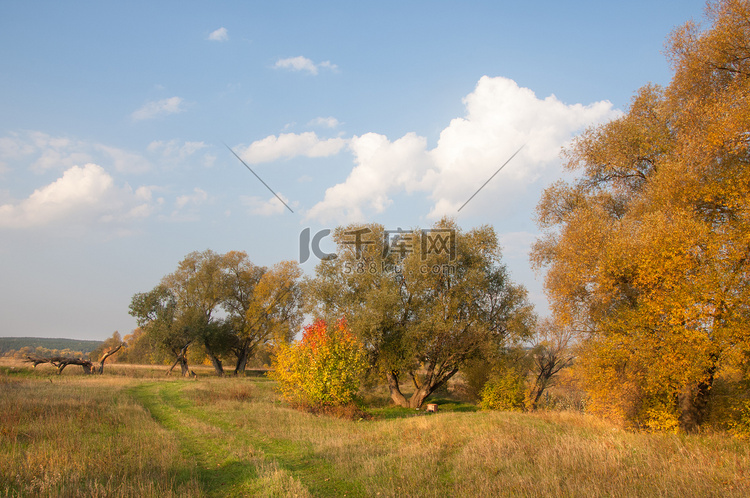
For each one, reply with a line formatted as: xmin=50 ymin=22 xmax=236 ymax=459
xmin=127 ymin=221 xmax=557 ymax=410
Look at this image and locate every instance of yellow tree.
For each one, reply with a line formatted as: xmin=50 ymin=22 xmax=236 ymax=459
xmin=532 ymin=0 xmax=750 ymax=432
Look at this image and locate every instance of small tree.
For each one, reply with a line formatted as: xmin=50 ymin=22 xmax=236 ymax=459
xmin=526 ymin=318 xmax=575 ymax=410
xmin=270 ymin=318 xmax=367 ymax=408
xmin=479 ymin=367 xmax=527 ymax=411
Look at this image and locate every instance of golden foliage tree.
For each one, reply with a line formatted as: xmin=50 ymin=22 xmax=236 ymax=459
xmin=532 ymin=0 xmax=750 ymax=432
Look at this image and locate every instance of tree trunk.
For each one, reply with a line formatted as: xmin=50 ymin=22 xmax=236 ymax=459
xmin=407 ymin=368 xmax=459 ymax=408
xmin=234 ymin=346 xmax=249 ymax=376
xmin=167 ymin=357 xmax=191 ymax=377
xmin=678 ymin=364 xmax=717 ymax=433
xmin=408 ymin=386 xmax=432 ymax=408
xmin=26 ymin=356 xmax=94 ymax=374
xmin=528 ymin=370 xmax=553 ymax=411
xmin=386 ymin=370 xmax=409 ymax=407
xmin=207 ymin=352 xmax=224 ymax=376
xmin=167 ymin=342 xmax=191 ymax=377
xmin=386 ymin=368 xmax=459 ymax=408
xmin=97 ymin=343 xmax=123 ymax=374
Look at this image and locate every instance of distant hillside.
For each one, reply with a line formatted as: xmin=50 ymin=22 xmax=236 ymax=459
xmin=0 ymin=337 xmax=103 ymax=354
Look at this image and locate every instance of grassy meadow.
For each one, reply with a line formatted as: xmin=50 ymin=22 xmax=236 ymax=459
xmin=1 ymin=362 xmax=749 ymax=497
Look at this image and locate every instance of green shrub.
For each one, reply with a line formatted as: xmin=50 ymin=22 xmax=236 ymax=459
xmin=479 ymin=368 xmax=526 ymax=411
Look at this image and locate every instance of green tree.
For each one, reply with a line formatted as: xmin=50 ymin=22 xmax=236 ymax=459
xmin=162 ymin=250 xmax=231 ymax=376
xmin=223 ymin=254 xmax=302 ymax=375
xmin=130 ymin=250 xmax=302 ymax=375
xmin=306 ymin=219 xmax=535 ymax=408
xmin=129 ymin=284 xmax=195 ymax=376
xmin=532 ymin=0 xmax=750 ymax=431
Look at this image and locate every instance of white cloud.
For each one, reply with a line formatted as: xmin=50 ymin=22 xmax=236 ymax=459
xmin=274 ymin=56 xmax=338 ymax=75
xmin=304 ymin=76 xmax=619 ymax=223
xmin=305 ymin=132 xmax=432 ymax=223
xmin=147 ymin=140 xmax=208 ymax=162
xmin=131 ymin=96 xmax=184 ymax=121
xmin=33 ymin=148 xmax=92 ymax=172
xmin=207 ymin=27 xmax=228 ymax=42
xmin=239 ymin=132 xmax=346 ymax=164
xmin=0 ymin=133 xmax=35 ymax=159
xmin=241 ymin=194 xmax=292 ymax=216
xmin=96 ymin=144 xmax=151 ymax=173
xmin=498 ymin=231 xmax=539 ymax=260
xmin=0 ymin=164 xmax=153 ymax=228
xmin=175 ymin=187 xmax=208 ymax=209
xmin=319 ymin=61 xmax=338 ymax=71
xmin=26 ymin=132 xmax=92 ymax=172
xmin=308 ymin=116 xmax=340 ymax=129
xmin=0 ymin=131 xmax=151 ymax=174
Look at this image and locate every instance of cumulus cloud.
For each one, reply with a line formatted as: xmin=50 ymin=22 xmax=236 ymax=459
xmin=207 ymin=27 xmax=228 ymax=42
xmin=25 ymin=132 xmax=91 ymax=172
xmin=274 ymin=56 xmax=338 ymax=75
xmin=131 ymin=96 xmax=184 ymax=121
xmin=305 ymin=132 xmax=432 ymax=223
xmin=304 ymin=76 xmax=619 ymax=223
xmin=421 ymin=76 xmax=616 ymax=217
xmin=239 ymin=132 xmax=346 ymax=164
xmin=0 ymin=133 xmax=35 ymax=158
xmin=241 ymin=194 xmax=293 ymax=216
xmin=0 ymin=164 xmax=154 ymax=228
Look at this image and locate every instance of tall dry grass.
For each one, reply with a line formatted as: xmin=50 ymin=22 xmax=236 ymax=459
xmin=1 ymin=366 xmax=749 ymax=497
xmin=0 ymin=374 xmax=200 ymax=497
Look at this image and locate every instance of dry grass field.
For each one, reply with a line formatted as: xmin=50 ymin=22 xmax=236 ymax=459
xmin=1 ymin=361 xmax=749 ymax=497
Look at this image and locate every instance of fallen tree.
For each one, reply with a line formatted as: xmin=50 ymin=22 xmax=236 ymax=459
xmin=26 ymin=355 xmax=94 ymax=374
xmin=25 ymin=343 xmax=125 ymax=375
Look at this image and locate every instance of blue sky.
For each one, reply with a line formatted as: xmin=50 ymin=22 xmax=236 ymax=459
xmin=1 ymin=1 xmax=707 ymax=340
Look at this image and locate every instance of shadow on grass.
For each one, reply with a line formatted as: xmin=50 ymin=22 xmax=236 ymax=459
xmin=241 ymin=369 xmax=270 ymax=378
xmin=369 ymin=399 xmax=478 ymax=420
xmin=195 ymin=459 xmax=258 ymax=496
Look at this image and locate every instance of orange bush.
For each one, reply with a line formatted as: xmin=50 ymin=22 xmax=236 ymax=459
xmin=270 ymin=318 xmax=367 ymax=408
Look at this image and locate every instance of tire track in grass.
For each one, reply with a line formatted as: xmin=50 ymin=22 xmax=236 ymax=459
xmin=129 ymin=382 xmax=260 ymax=496
xmin=167 ymin=384 xmax=364 ymax=497
xmin=130 ymin=381 xmax=365 ymax=497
